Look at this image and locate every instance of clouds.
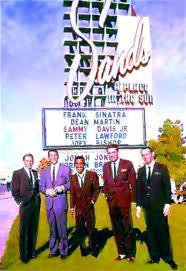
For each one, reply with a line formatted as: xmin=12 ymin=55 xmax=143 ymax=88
xmin=2 ymin=0 xmax=63 ymax=78
xmin=133 ymin=0 xmax=186 ymax=131
xmin=1 ymin=1 xmax=65 ymax=172
xmin=1 ymin=0 xmax=65 ymax=122
xmin=133 ymin=0 xmax=186 ymax=81
xmin=151 ymin=14 xmax=186 ymax=127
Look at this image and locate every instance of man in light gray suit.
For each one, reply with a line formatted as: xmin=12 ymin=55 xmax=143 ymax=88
xmin=40 ymin=149 xmax=70 ymax=258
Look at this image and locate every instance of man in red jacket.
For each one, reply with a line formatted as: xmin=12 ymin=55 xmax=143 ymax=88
xmin=70 ymin=155 xmax=100 ymax=256
xmin=103 ymin=144 xmax=136 ymax=262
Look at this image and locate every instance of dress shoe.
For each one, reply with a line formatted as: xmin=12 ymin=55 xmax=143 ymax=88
xmin=147 ymin=259 xmax=160 ymax=264
xmin=60 ymin=254 xmax=67 ymax=259
xmin=31 ymin=254 xmax=37 ymax=259
xmin=114 ymin=255 xmax=127 ymax=261
xmin=166 ymin=260 xmax=178 ymax=270
xmin=127 ymin=257 xmax=135 ymax=263
xmin=21 ymin=258 xmax=29 ymax=263
xmin=81 ymin=250 xmax=89 ymax=256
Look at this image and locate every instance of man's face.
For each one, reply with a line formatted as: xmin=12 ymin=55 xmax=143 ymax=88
xmin=48 ymin=151 xmax=59 ymax=165
xmin=107 ymin=147 xmax=119 ymax=162
xmin=23 ymin=156 xmax=34 ymax=169
xmin=75 ymin=159 xmax=85 ymax=174
xmin=141 ymin=149 xmax=154 ymax=165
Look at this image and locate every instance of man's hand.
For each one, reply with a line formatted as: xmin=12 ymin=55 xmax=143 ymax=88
xmin=163 ymin=204 xmax=170 ymax=216
xmin=54 ymin=185 xmax=64 ymax=194
xmin=46 ymin=188 xmax=56 ymax=197
xmin=136 ymin=206 xmax=141 ymax=218
xmin=70 ymin=208 xmax=75 ymax=218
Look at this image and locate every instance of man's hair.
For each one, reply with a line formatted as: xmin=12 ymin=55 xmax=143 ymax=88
xmin=106 ymin=144 xmax=118 ymax=151
xmin=48 ymin=149 xmax=59 ymax=157
xmin=140 ymin=146 xmax=154 ymax=154
xmin=74 ymin=155 xmax=85 ymax=164
xmin=23 ymin=153 xmax=34 ymax=161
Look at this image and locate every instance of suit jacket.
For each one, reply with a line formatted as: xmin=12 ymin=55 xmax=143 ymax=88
xmin=103 ymin=159 xmax=136 ymax=209
xmin=136 ymin=162 xmax=171 ymax=209
xmin=40 ymin=164 xmax=70 ymax=211
xmin=70 ymin=170 xmax=99 ymax=214
xmin=11 ymin=168 xmax=39 ymax=205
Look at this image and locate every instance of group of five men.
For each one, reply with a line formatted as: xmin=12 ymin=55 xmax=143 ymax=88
xmin=11 ymin=144 xmax=177 ymax=270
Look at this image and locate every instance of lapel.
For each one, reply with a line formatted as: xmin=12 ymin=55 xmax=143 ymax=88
xmin=48 ymin=164 xmax=61 ymax=185
xmin=73 ymin=174 xmax=81 ymax=189
xmin=117 ymin=159 xmax=122 ymax=179
xmin=141 ymin=166 xmax=147 ymax=184
xmin=21 ymin=167 xmax=32 ymax=186
xmin=56 ymin=164 xmax=61 ymax=185
xmin=47 ymin=166 xmax=52 ymax=185
xmin=83 ymin=170 xmax=89 ymax=188
xmin=107 ymin=161 xmax=114 ymax=183
xmin=151 ymin=162 xmax=158 ymax=180
xmin=21 ymin=167 xmax=29 ymax=180
xmin=79 ymin=171 xmax=89 ymax=198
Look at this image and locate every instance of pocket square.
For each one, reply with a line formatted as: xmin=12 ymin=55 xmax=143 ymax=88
xmin=154 ymin=171 xmax=161 ymax=175
xmin=121 ymin=169 xmax=127 ymax=172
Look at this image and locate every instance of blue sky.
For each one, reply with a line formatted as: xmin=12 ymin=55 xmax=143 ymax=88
xmin=0 ymin=0 xmax=185 ymax=174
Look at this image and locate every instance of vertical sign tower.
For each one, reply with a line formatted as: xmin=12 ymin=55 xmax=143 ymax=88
xmin=63 ymin=0 xmax=137 ymax=108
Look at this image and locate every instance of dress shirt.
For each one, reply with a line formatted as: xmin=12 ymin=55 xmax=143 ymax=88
xmin=77 ymin=170 xmax=86 ymax=187
xmin=24 ymin=166 xmax=35 ymax=187
xmin=51 ymin=162 xmax=60 ymax=180
xmin=145 ymin=160 xmax=155 ymax=179
xmin=111 ymin=158 xmax=120 ymax=180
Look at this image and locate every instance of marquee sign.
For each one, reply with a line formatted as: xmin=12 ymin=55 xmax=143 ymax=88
xmin=42 ymin=108 xmax=146 ymax=149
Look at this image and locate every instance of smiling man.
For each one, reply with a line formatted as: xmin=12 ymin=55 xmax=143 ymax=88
xmin=70 ymin=155 xmax=99 ymax=256
xmin=39 ymin=149 xmax=70 ymax=259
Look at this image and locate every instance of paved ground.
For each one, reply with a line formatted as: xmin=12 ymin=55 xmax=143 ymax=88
xmin=0 ymin=186 xmax=19 ymax=263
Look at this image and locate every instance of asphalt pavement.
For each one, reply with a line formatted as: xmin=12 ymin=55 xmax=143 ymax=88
xmin=0 ymin=186 xmax=19 ymax=262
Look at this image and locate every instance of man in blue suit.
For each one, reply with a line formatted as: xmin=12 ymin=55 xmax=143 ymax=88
xmin=40 ymin=149 xmax=71 ymax=258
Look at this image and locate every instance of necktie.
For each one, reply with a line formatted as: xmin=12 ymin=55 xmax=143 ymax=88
xmin=78 ymin=174 xmax=84 ymax=188
xmin=147 ymin=166 xmax=151 ymax=185
xmin=29 ymin=169 xmax=33 ymax=186
xmin=113 ymin=162 xmax=117 ymax=184
xmin=52 ymin=166 xmax=55 ymax=186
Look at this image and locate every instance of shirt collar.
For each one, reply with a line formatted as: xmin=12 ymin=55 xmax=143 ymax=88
xmin=51 ymin=162 xmax=60 ymax=170
xmin=76 ymin=169 xmax=86 ymax=178
xmin=112 ymin=158 xmax=120 ymax=167
xmin=24 ymin=166 xmax=31 ymax=174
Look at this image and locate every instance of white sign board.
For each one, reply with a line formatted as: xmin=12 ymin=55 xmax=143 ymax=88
xmin=42 ymin=108 xmax=146 ymax=149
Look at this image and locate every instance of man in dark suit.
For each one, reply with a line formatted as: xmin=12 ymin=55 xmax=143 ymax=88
xmin=11 ymin=153 xmax=40 ymax=263
xmin=40 ymin=149 xmax=70 ymax=258
xmin=136 ymin=147 xmax=177 ymax=270
xmin=103 ymin=144 xmax=136 ymax=262
xmin=70 ymin=155 xmax=99 ymax=256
